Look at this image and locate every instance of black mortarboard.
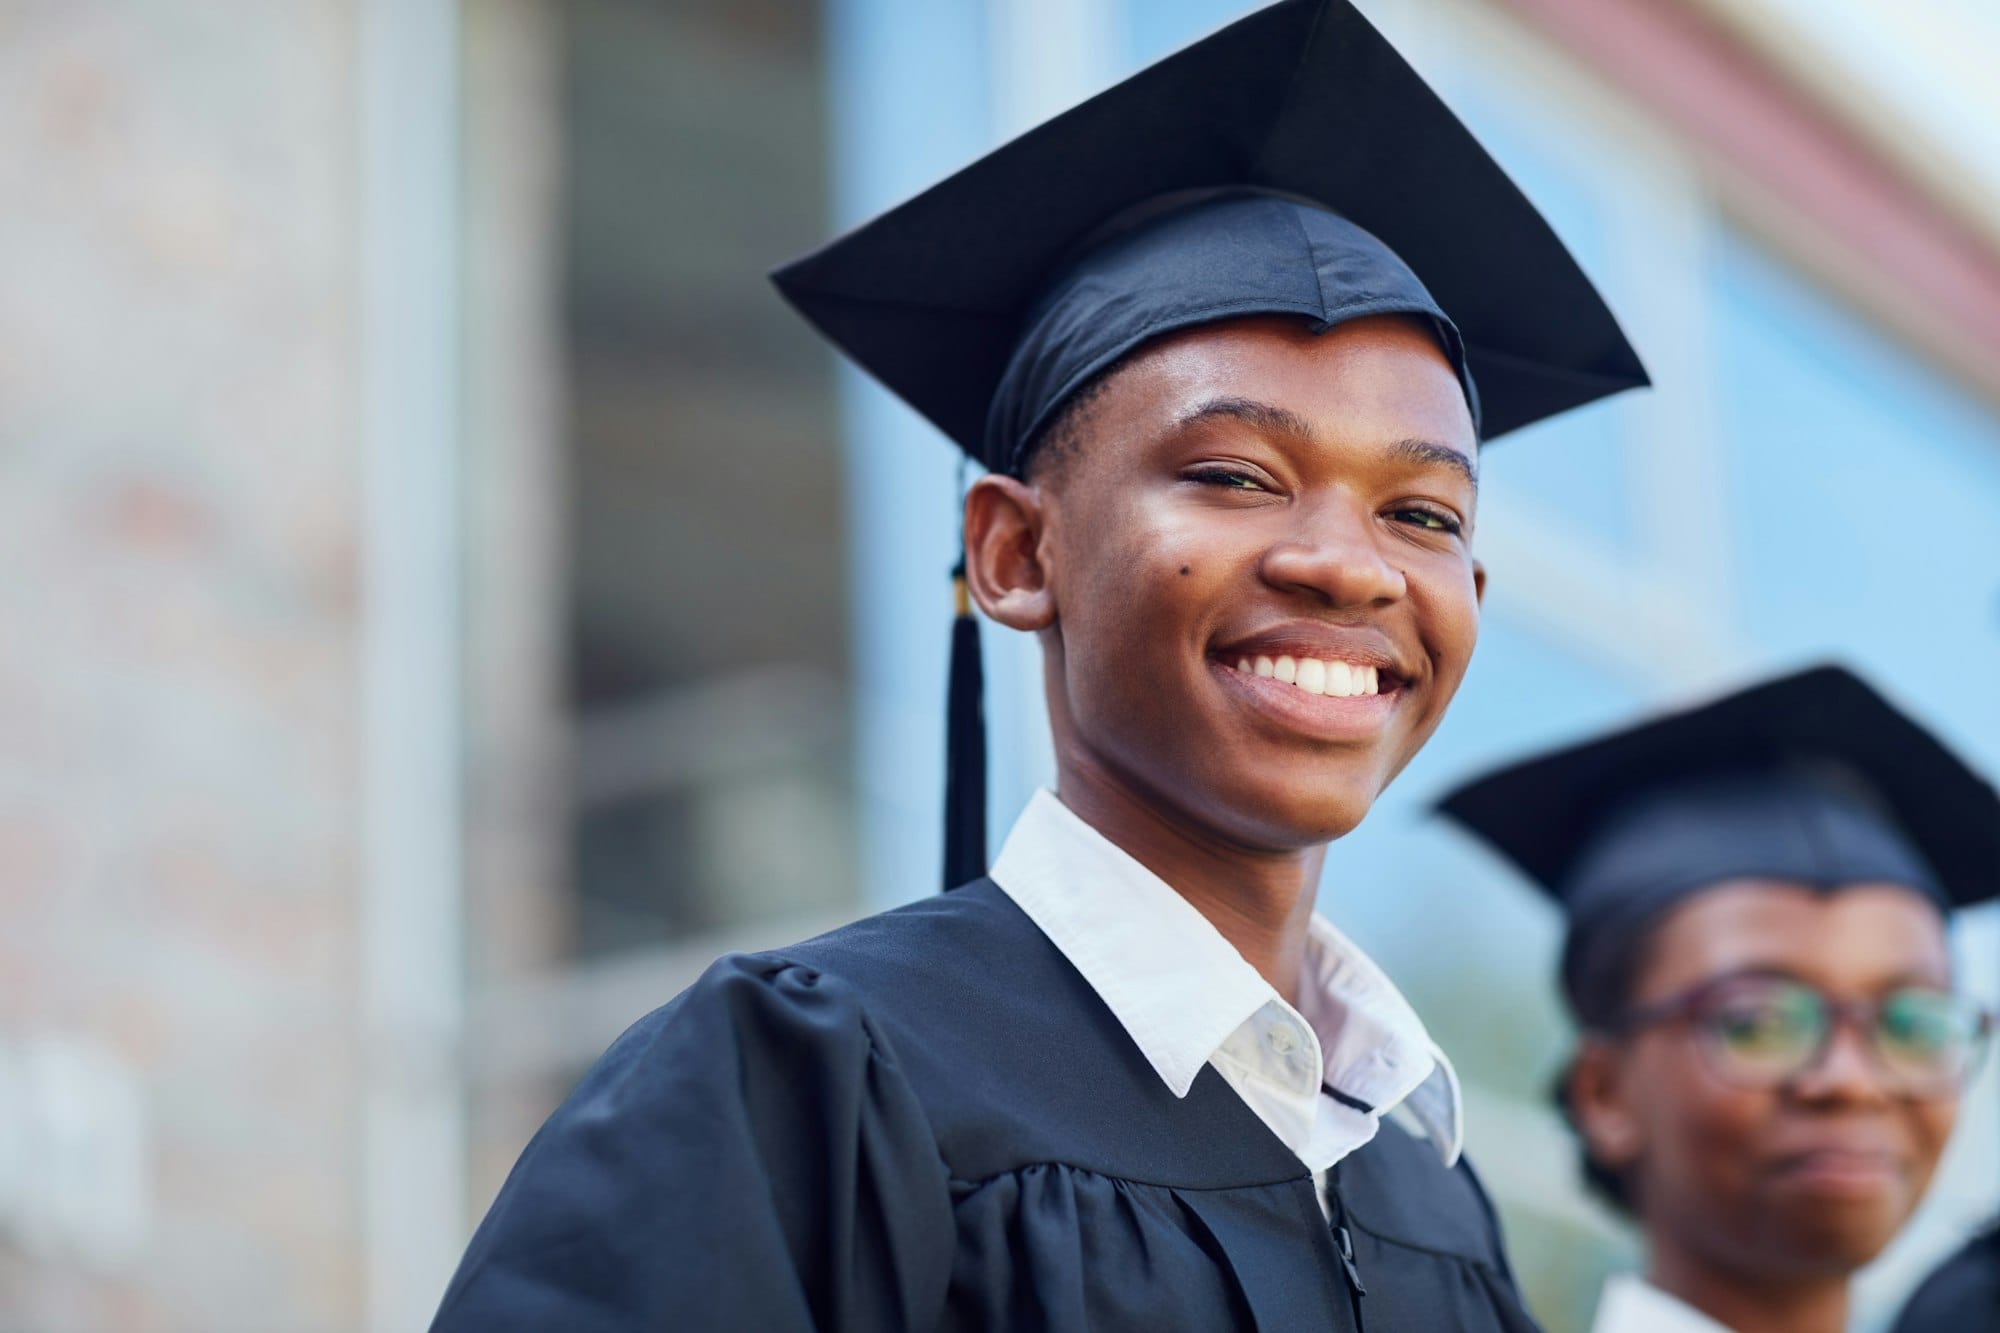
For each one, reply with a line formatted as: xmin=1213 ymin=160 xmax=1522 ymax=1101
xmin=772 ymin=0 xmax=1651 ymax=889
xmin=1437 ymin=665 xmax=2000 ymax=1014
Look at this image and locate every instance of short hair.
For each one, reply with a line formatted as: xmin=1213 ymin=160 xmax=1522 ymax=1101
xmin=1020 ymin=367 xmax=1118 ymax=484
xmin=1553 ymin=925 xmax=1662 ymax=1215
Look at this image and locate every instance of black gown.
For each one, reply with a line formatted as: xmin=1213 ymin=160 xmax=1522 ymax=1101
xmin=1891 ymin=1224 xmax=2000 ymax=1333
xmin=432 ymin=879 xmax=1543 ymax=1331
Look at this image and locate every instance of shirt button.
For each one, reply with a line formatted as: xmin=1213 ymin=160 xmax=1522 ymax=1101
xmin=1266 ymin=1024 xmax=1299 ymax=1055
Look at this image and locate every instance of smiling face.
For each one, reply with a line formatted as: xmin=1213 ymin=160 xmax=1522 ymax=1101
xmin=1574 ymin=881 xmax=1958 ymax=1282
xmin=967 ymin=313 xmax=1482 ymax=852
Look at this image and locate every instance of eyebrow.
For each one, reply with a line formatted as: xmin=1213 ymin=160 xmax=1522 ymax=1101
xmin=1385 ymin=437 xmax=1480 ymax=494
xmin=1177 ymin=396 xmax=1478 ymax=493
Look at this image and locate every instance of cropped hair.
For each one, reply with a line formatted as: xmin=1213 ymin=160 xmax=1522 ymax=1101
xmin=1020 ymin=367 xmax=1117 ymax=483
xmin=1552 ymin=924 xmax=1661 ymax=1216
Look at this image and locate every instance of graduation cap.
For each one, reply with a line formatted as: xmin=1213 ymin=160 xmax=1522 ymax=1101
xmin=1436 ymin=664 xmax=2000 ymax=1014
xmin=771 ymin=0 xmax=1651 ymax=889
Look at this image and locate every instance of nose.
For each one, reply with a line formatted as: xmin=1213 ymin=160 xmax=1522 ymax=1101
xmin=1258 ymin=495 xmax=1407 ymax=608
xmin=1790 ymin=1020 xmax=1894 ymax=1107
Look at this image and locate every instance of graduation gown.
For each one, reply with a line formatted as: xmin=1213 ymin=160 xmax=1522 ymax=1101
xmin=432 ymin=879 xmax=1542 ymax=1331
xmin=1891 ymin=1225 xmax=2000 ymax=1333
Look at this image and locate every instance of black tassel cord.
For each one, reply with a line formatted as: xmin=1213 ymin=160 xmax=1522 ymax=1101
xmin=942 ymin=559 xmax=987 ymax=891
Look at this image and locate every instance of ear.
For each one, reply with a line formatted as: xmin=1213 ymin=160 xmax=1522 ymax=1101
xmin=1471 ymin=558 xmax=1487 ymax=607
xmin=1566 ymin=1037 xmax=1643 ymax=1173
xmin=963 ymin=474 xmax=1057 ymax=632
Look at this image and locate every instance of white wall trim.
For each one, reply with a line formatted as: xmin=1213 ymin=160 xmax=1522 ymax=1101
xmin=358 ymin=0 xmax=467 ymax=1326
xmin=1676 ymin=0 xmax=2000 ymax=255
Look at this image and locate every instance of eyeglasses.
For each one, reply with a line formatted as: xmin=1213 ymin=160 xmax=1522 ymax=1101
xmin=1607 ymin=973 xmax=1995 ymax=1096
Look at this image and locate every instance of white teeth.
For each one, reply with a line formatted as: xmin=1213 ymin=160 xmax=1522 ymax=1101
xmin=1233 ymin=655 xmax=1387 ymax=698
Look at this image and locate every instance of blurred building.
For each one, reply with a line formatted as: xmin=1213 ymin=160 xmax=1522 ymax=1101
xmin=1 ymin=0 xmax=1996 ymax=1330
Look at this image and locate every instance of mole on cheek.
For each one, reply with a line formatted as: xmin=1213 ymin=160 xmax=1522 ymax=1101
xmin=1179 ymin=565 xmax=1191 ymax=576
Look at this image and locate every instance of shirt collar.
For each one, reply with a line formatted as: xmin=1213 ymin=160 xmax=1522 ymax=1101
xmin=991 ymin=789 xmax=1272 ymax=1100
xmin=1300 ymin=913 xmax=1464 ymax=1165
xmin=1591 ymin=1275 xmax=1737 ymax=1333
xmin=989 ymin=788 xmax=1463 ymax=1165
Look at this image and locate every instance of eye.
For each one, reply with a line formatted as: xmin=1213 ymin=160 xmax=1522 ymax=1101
xmin=1876 ymin=989 xmax=1988 ymax=1088
xmin=1389 ymin=506 xmax=1463 ymax=535
xmin=1713 ymin=1001 xmax=1809 ymax=1055
xmin=1184 ymin=465 xmax=1268 ymax=492
xmin=1705 ymin=981 xmax=1825 ymax=1061
xmin=1879 ymin=990 xmax=1966 ymax=1058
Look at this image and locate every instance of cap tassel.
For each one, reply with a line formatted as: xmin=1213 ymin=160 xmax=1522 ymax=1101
xmin=943 ymin=559 xmax=987 ymax=891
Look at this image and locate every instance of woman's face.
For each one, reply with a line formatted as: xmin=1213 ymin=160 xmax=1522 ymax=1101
xmin=1575 ymin=880 xmax=1960 ymax=1280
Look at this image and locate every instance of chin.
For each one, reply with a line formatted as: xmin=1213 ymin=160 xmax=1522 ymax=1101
xmin=1198 ymin=766 xmax=1384 ymax=848
xmin=1765 ymin=1204 xmax=1907 ymax=1278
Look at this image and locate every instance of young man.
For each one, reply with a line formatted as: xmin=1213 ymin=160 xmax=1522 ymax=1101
xmin=432 ymin=2 xmax=1647 ymax=1328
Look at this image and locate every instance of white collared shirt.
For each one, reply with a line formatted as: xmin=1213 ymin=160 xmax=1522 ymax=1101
xmin=1590 ymin=1275 xmax=1736 ymax=1333
xmin=988 ymin=788 xmax=1464 ymax=1201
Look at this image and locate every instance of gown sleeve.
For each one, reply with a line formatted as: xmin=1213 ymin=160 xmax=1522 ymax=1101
xmin=430 ymin=952 xmax=956 ymax=1332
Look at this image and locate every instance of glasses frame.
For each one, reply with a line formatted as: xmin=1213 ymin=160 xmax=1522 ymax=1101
xmin=1604 ymin=971 xmax=1997 ymax=1097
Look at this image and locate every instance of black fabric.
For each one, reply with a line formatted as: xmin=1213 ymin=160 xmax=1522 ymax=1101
xmin=1435 ymin=664 xmax=2000 ymax=1012
xmin=433 ymin=881 xmax=1540 ymax=1331
xmin=1891 ymin=1223 xmax=2000 ymax=1333
xmin=943 ymin=599 xmax=986 ymax=890
xmin=770 ymin=0 xmax=1648 ymax=472
xmin=985 ymin=192 xmax=1475 ymax=475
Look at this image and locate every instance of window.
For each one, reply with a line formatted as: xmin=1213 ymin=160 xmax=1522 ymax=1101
xmin=561 ymin=0 xmax=855 ymax=955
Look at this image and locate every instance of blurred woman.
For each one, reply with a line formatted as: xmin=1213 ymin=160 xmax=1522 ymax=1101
xmin=1440 ymin=665 xmax=1997 ymax=1333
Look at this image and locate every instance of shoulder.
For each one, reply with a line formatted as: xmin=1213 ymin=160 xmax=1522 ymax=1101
xmin=434 ymin=912 xmax=966 ymax=1330
xmin=514 ymin=945 xmax=937 ymax=1179
xmin=624 ymin=880 xmax=1044 ymax=1060
xmin=748 ymin=879 xmax=1111 ymax=1070
xmin=1893 ymin=1222 xmax=2000 ymax=1332
xmin=773 ymin=877 xmax=1046 ymax=990
xmin=506 ymin=911 xmax=998 ymax=1183
xmin=639 ymin=881 xmax=1120 ymax=1134
xmin=727 ymin=881 xmax=1261 ymax=1185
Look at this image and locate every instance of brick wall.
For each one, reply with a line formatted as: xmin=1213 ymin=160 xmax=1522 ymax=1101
xmin=0 ymin=4 xmax=366 ymax=1328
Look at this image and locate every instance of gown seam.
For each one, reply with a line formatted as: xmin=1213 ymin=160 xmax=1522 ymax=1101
xmin=845 ymin=991 xmax=959 ymax=1191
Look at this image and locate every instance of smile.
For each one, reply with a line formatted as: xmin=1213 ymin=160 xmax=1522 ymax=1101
xmin=1211 ymin=655 xmax=1401 ymax=744
xmin=1228 ymin=655 xmax=1382 ymax=698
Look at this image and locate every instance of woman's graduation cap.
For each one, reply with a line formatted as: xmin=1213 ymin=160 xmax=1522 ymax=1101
xmin=772 ymin=0 xmax=1651 ymax=890
xmin=1436 ymin=664 xmax=2000 ymax=1013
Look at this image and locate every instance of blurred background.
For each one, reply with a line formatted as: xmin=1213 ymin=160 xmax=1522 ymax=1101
xmin=2 ymin=0 xmax=1998 ymax=1328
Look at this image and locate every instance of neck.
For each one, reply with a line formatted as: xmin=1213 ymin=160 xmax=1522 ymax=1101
xmin=1054 ymin=762 xmax=1325 ymax=1001
xmin=1646 ymin=1240 xmax=1850 ymax=1333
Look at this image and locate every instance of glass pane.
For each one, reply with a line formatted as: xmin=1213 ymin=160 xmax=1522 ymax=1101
xmin=562 ymin=0 xmax=854 ymax=953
